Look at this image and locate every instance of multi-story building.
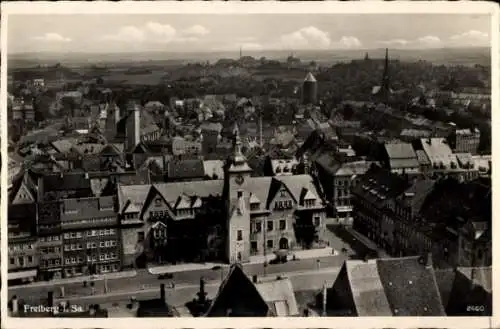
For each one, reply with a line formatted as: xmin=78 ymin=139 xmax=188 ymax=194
xmin=314 ymin=153 xmax=375 ymax=225
xmin=60 ymin=196 xmax=120 ymax=277
xmin=37 ymin=201 xmax=63 ymax=280
xmin=352 ymin=165 xmax=491 ymax=268
xmin=418 ymin=138 xmax=479 ymax=181
xmin=449 ymin=128 xmax=481 ymax=154
xmin=118 ymin=125 xmax=327 ymax=265
xmin=171 ymin=136 xmax=202 ymax=156
xmin=382 ymin=142 xmax=421 ymax=175
xmin=8 ymin=204 xmax=39 ymax=283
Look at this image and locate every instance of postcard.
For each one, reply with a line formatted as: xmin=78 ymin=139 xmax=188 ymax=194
xmin=1 ymin=1 xmax=498 ymax=329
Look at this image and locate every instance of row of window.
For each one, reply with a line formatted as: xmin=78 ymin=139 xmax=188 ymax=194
xmin=63 ymin=228 xmax=116 ymax=239
xmin=65 ymin=252 xmax=118 ymax=265
xmin=39 ymin=235 xmax=61 ymax=242
xmin=64 ymin=263 xmax=119 ymax=277
xmin=64 ymin=240 xmax=118 ymax=251
xmin=250 ymin=239 xmax=280 ymax=251
xmin=9 ymin=243 xmax=35 ymax=252
xmin=40 ymin=246 xmax=61 ymax=254
xmin=274 ymin=200 xmax=294 ymax=210
xmin=40 ymin=258 xmax=61 ymax=267
xmin=9 ymin=256 xmax=35 ymax=266
xmin=251 ymin=219 xmax=288 ymax=234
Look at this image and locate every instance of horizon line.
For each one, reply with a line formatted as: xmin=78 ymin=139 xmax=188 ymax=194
xmin=8 ymin=46 xmax=490 ymax=56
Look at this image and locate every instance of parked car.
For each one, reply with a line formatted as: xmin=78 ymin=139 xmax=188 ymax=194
xmin=157 ymin=273 xmax=174 ymax=280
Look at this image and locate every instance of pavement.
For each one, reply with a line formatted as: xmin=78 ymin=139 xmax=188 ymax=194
xmin=148 ymin=246 xmax=336 ymax=274
xmin=53 ymin=267 xmax=341 ymax=312
xmin=8 ymin=254 xmax=349 ymax=304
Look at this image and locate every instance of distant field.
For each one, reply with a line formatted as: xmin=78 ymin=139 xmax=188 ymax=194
xmin=103 ymin=69 xmax=168 ymax=85
xmin=251 ymin=68 xmax=307 ymax=82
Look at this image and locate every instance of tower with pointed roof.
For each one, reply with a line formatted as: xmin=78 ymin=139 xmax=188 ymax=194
xmin=302 ymin=72 xmax=318 ymax=105
xmin=224 ymin=124 xmax=252 ymax=263
xmin=372 ymin=48 xmax=392 ymax=104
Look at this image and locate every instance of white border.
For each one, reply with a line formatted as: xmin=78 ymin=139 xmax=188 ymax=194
xmin=1 ymin=1 xmax=498 ymax=329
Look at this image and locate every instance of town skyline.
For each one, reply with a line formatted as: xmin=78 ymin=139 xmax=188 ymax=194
xmin=7 ymin=14 xmax=491 ymax=54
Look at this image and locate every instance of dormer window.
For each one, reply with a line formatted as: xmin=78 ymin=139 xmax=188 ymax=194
xmin=305 ymin=199 xmax=316 ymax=207
xmin=155 ymin=198 xmax=162 ymax=206
xmin=250 ymin=202 xmax=260 ymax=211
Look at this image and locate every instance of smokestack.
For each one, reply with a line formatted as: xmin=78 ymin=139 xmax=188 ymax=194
xmin=48 ymin=291 xmax=54 ymax=308
xmin=160 ymin=283 xmax=166 ymax=301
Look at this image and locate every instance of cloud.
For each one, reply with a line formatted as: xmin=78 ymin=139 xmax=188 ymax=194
xmin=335 ymin=36 xmax=362 ymax=49
xmin=280 ymin=26 xmax=331 ymax=49
xmin=102 ymin=22 xmax=208 ymax=44
xmin=449 ymin=30 xmax=489 ymax=46
xmin=33 ymin=32 xmax=71 ymax=43
xmin=379 ymin=39 xmax=410 ymax=46
xmin=417 ymin=35 xmax=441 ymax=46
xmin=240 ymin=42 xmax=264 ymax=51
xmin=377 ymin=35 xmax=441 ymax=48
xmin=182 ymin=25 xmax=210 ymax=37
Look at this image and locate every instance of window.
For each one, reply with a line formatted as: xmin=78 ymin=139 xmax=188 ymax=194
xmin=64 ymin=233 xmax=70 ymax=239
xmin=55 ymin=259 xmax=61 ymax=265
xmin=28 ymin=256 xmax=33 ymax=263
xmin=10 ymin=258 xmax=15 ymax=265
xmin=237 ymin=191 xmax=243 ymax=199
xmin=314 ymin=216 xmax=321 ymax=226
xmin=267 ymin=220 xmax=274 ymax=231
xmin=237 ymin=230 xmax=243 ymax=241
xmin=100 ymin=254 xmax=105 ymax=261
xmin=280 ymin=190 xmax=287 ymax=198
xmin=250 ymin=203 xmax=260 ymax=211
xmin=279 ymin=220 xmax=286 ymax=230
xmin=255 ymin=221 xmax=262 ymax=233
xmin=267 ymin=240 xmax=274 ymax=249
xmin=138 ymin=232 xmax=145 ymax=242
xmin=100 ymin=241 xmax=106 ymax=248
xmin=478 ymin=249 xmax=483 ymax=260
xmin=251 ymin=241 xmax=258 ymax=252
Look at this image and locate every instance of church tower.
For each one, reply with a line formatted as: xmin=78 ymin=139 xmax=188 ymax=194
xmin=224 ymin=124 xmax=252 ymax=264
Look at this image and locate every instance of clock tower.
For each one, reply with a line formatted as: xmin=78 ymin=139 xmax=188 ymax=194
xmin=224 ymin=123 xmax=253 ymax=263
xmin=224 ymin=123 xmax=253 ymax=200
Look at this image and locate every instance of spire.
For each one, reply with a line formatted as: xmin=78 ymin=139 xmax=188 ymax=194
xmin=382 ymin=48 xmax=390 ymax=88
xmin=232 ymin=123 xmax=245 ymax=164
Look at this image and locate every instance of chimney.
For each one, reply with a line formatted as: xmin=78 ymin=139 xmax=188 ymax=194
xmin=197 ymin=278 xmax=207 ymax=304
xmin=160 ymin=283 xmax=166 ymax=301
xmin=11 ymin=296 xmax=19 ymax=314
xmin=48 ymin=291 xmax=54 ymax=308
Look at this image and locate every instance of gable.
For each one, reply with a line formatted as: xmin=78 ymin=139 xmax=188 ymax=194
xmin=12 ymin=183 xmax=36 ymax=204
xmin=140 ymin=186 xmax=174 ymax=221
xmin=207 ymin=265 xmax=269 ymax=317
xmin=267 ymin=180 xmax=297 ymax=210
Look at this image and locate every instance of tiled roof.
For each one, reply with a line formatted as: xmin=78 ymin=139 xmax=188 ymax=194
xmin=420 ymin=138 xmax=454 ymax=167
xmin=154 ymin=180 xmax=224 ymax=208
xmin=395 ymin=178 xmax=436 ymax=211
xmin=376 ymin=257 xmax=446 ymax=316
xmin=167 ymin=159 xmax=205 ymax=180
xmin=344 ymin=260 xmax=392 ymax=316
xmin=255 ymin=278 xmax=299 ymax=316
xmin=42 ymin=172 xmax=91 ymax=192
xmin=206 ymin=264 xmax=270 ymax=317
xmin=8 ymin=203 xmax=37 ymax=234
xmin=458 ymin=267 xmax=492 ymax=294
xmin=415 ymin=150 xmax=431 ymax=166
xmin=61 ymin=196 xmax=115 ymax=221
xmin=203 ymin=160 xmax=225 ymax=179
xmin=384 ymin=142 xmax=419 ymax=169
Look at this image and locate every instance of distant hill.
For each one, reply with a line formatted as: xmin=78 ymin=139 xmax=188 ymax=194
xmin=8 ymin=47 xmax=490 ymax=70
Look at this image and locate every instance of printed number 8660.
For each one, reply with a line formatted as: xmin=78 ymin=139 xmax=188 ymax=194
xmin=467 ymin=305 xmax=485 ymax=312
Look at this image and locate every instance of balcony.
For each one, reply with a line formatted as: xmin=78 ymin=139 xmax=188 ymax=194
xmin=62 ymin=217 xmax=118 ymax=230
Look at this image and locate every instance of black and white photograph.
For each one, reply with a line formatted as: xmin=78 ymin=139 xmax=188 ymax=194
xmin=1 ymin=1 xmax=496 ymax=328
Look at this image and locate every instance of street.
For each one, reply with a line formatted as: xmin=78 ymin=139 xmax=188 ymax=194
xmin=8 ymin=254 xmax=348 ymax=304
xmin=53 ymin=267 xmax=340 ymax=311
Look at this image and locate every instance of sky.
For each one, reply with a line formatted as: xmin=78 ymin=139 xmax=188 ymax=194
xmin=7 ymin=14 xmax=491 ymax=54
